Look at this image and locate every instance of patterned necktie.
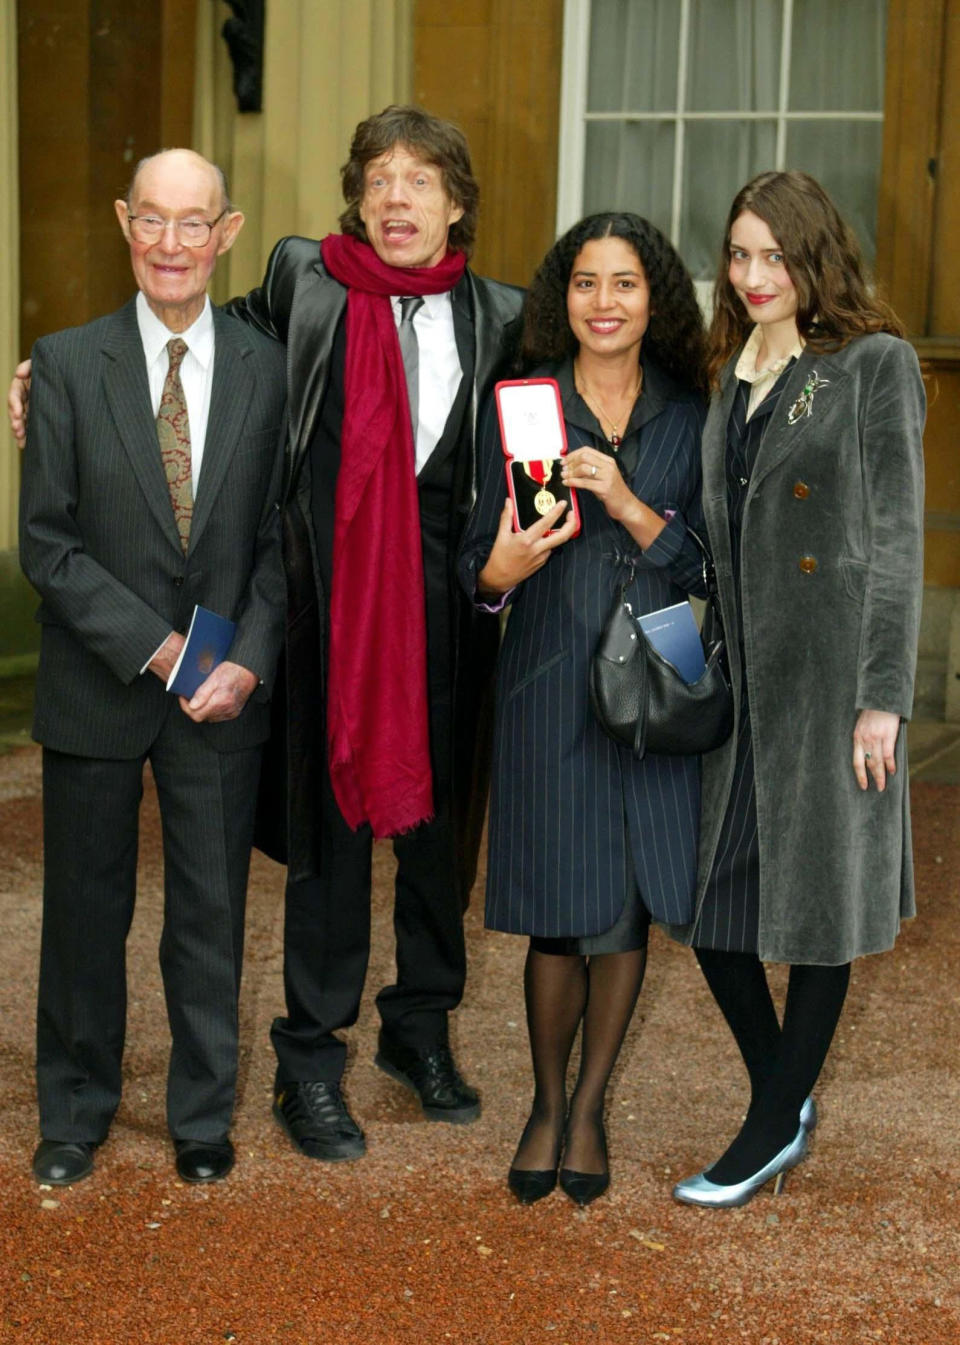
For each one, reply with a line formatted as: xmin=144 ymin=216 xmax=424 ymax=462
xmin=156 ymin=337 xmax=193 ymax=552
xmin=398 ymin=296 xmax=424 ymax=445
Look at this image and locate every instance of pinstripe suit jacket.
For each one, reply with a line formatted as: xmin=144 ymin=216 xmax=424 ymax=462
xmin=459 ymin=358 xmax=706 ymax=937
xmin=19 ymin=297 xmax=287 ymax=759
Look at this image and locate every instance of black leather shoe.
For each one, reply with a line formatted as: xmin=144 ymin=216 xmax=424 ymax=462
xmin=374 ymin=1029 xmax=480 ymax=1124
xmin=174 ymin=1138 xmax=235 ymax=1183
xmin=273 ymin=1081 xmax=366 ymax=1161
xmin=32 ymin=1139 xmax=96 ymax=1186
xmin=558 ymin=1166 xmax=610 ymax=1207
xmin=508 ymin=1166 xmax=558 ymax=1205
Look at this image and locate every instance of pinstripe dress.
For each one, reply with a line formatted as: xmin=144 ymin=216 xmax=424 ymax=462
xmin=692 ymin=370 xmax=793 ymax=952
xmin=459 ymin=357 xmax=707 ymax=944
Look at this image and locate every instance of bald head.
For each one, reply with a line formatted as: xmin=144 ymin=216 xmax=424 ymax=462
xmin=126 ymin=149 xmax=231 ymax=213
xmin=115 ymin=148 xmax=244 ymax=332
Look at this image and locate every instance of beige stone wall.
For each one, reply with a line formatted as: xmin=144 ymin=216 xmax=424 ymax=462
xmin=195 ymin=0 xmax=413 ymax=305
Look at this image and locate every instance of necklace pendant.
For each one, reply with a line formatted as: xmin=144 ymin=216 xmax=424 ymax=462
xmin=610 ymin=432 xmax=621 ymax=448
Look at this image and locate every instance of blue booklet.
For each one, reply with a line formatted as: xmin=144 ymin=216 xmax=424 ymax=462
xmin=166 ymin=604 xmax=237 ymax=698
xmin=638 ymin=601 xmax=705 ymax=684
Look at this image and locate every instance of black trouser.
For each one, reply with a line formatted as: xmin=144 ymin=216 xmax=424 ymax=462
xmin=38 ymin=721 xmax=260 ymax=1143
xmin=270 ymin=741 xmax=466 ymax=1084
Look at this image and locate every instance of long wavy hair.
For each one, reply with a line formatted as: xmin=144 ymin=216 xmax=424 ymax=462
xmin=339 ymin=105 xmax=478 ymax=259
xmin=708 ymin=170 xmax=903 ymax=385
xmin=521 ymin=213 xmax=707 ymax=396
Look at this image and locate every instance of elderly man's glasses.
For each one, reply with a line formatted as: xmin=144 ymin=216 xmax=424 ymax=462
xmin=127 ymin=210 xmax=227 ymax=247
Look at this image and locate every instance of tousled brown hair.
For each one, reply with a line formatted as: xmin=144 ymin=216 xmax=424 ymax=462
xmin=708 ymin=171 xmax=903 ymax=386
xmin=339 ymin=105 xmax=478 ymax=258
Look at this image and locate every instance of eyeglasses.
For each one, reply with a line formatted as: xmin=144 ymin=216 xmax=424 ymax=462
xmin=127 ymin=209 xmax=227 ymax=247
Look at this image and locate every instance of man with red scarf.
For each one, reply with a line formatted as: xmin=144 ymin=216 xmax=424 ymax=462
xmin=228 ymin=106 xmax=523 ymax=1159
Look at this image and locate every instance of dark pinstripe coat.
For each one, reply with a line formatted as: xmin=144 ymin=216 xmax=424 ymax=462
xmin=459 ymin=358 xmax=706 ymax=938
xmin=20 ymin=297 xmax=287 ymax=758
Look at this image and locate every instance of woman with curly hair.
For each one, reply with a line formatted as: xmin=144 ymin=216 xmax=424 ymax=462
xmin=669 ymin=172 xmax=925 ymax=1208
xmin=458 ymin=212 xmax=708 ymax=1206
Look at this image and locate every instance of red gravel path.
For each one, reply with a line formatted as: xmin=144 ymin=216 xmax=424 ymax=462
xmin=0 ymin=744 xmax=957 ymax=1344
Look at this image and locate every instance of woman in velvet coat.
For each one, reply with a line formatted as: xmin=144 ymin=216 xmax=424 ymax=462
xmin=459 ymin=213 xmax=708 ymax=1206
xmin=669 ymin=172 xmax=925 ymax=1208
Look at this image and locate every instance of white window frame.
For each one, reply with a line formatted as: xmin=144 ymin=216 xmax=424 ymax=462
xmin=557 ymin=0 xmax=885 ymax=261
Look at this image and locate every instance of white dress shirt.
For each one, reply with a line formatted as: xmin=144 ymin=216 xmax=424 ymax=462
xmin=136 ymin=291 xmax=215 ymax=493
xmin=390 ymin=291 xmax=462 ymax=475
xmin=136 ymin=292 xmax=216 ymax=674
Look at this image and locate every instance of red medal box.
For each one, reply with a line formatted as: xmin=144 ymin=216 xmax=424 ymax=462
xmin=494 ymin=378 xmax=581 ymax=536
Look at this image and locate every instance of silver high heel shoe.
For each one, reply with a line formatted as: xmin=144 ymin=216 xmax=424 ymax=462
xmin=799 ymin=1095 xmax=817 ymax=1131
xmin=672 ymin=1124 xmax=808 ymax=1208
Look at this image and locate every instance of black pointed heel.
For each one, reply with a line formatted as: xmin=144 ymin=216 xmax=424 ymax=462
xmin=558 ymin=1165 xmax=609 ymax=1207
xmin=508 ymin=1166 xmax=559 ymax=1204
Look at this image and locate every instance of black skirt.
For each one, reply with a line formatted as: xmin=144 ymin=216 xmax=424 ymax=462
xmin=531 ymin=823 xmax=651 ymax=955
xmin=531 ymin=882 xmax=651 ymax=955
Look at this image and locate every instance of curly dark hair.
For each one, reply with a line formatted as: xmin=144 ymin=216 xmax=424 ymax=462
xmin=339 ymin=105 xmax=478 ymax=258
xmin=708 ymin=170 xmax=904 ymax=385
xmin=521 ymin=212 xmax=707 ymax=395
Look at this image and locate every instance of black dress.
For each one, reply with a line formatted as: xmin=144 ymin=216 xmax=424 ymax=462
xmin=692 ymin=368 xmax=793 ymax=953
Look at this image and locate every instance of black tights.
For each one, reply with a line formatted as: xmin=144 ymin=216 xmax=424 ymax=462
xmin=694 ymin=948 xmax=851 ymax=1184
xmin=511 ymin=943 xmax=647 ymax=1176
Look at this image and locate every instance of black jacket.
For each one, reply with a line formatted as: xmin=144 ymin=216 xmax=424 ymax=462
xmin=226 ymin=236 xmax=523 ymax=890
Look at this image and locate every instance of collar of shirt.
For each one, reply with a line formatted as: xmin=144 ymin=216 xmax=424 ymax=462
xmin=136 ymin=291 xmax=214 ymax=374
xmin=736 ymin=323 xmax=805 ymax=421
xmin=389 ymin=291 xmax=451 ymax=326
xmin=735 ymin=322 xmax=804 ymax=384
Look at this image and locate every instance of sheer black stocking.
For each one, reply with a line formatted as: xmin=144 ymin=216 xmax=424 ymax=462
xmin=511 ymin=944 xmax=648 ymax=1175
xmin=510 ymin=947 xmax=587 ymax=1173
xmin=563 ymin=947 xmax=648 ymax=1174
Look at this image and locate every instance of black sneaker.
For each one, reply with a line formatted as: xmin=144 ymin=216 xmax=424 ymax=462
xmin=273 ymin=1081 xmax=366 ymax=1161
xmin=374 ymin=1029 xmax=480 ymax=1124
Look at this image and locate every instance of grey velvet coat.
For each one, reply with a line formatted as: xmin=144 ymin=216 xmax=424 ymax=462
xmin=673 ymin=333 xmax=925 ymax=964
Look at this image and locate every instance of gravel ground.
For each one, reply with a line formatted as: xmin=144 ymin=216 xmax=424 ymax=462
xmin=0 ymin=739 xmax=957 ymax=1345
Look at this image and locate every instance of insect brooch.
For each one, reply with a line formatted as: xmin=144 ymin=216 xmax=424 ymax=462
xmin=786 ymin=372 xmax=830 ymax=425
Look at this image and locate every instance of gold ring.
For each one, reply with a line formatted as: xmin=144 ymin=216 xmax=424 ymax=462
xmin=591 ymin=465 xmax=598 ymax=478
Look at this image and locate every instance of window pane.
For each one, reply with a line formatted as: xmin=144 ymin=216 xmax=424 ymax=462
xmin=583 ymin=120 xmax=675 ymax=240
xmin=687 ymin=0 xmax=781 ymax=112
xmin=785 ymin=120 xmax=884 ymax=264
xmin=790 ymin=0 xmax=886 ymax=111
xmin=681 ymin=121 xmax=778 ymax=279
xmin=587 ymin=0 xmax=680 ymax=112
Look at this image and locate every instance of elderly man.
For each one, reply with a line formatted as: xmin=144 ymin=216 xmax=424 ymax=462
xmin=228 ymin=105 xmax=523 ymax=1160
xmin=18 ymin=149 xmax=286 ymax=1185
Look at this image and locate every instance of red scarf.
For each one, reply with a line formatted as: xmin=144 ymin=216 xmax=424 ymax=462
xmin=320 ymin=233 xmax=467 ymax=836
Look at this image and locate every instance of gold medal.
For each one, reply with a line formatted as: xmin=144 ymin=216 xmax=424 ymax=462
xmin=534 ymin=488 xmax=556 ymax=515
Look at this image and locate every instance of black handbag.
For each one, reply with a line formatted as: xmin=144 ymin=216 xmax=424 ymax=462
xmin=589 ymin=530 xmax=734 ymax=759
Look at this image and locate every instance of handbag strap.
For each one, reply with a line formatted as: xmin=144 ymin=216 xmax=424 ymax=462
xmin=684 ymin=526 xmax=719 ymax=600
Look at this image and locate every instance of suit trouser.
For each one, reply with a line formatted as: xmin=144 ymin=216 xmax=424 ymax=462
xmin=37 ymin=707 xmax=261 ymax=1143
xmin=270 ymin=732 xmax=466 ymax=1085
